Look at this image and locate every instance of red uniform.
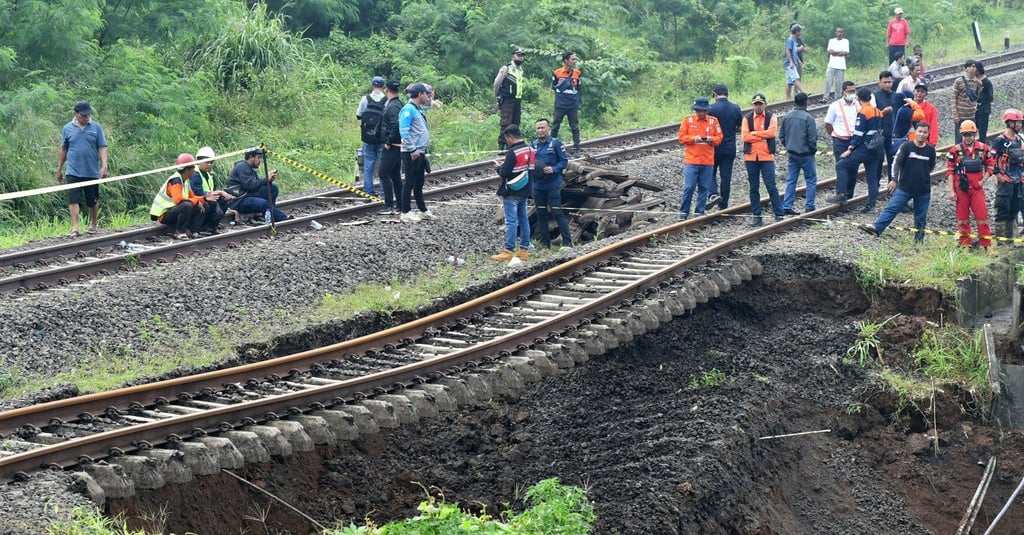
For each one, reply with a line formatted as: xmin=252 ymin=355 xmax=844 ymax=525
xmin=947 ymin=141 xmax=995 ymax=246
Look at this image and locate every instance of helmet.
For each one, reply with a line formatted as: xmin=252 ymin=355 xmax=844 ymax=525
xmin=175 ymin=153 xmax=196 ymax=166
xmin=1003 ymin=109 xmax=1024 ymax=122
xmin=196 ymin=146 xmax=216 ymax=159
xmin=959 ymin=120 xmax=978 ymax=134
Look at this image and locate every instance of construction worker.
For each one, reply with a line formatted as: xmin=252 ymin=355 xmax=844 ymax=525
xmin=989 ymin=109 xmax=1024 ymax=240
xmin=150 ymin=153 xmax=206 ymax=239
xmin=947 ymin=120 xmax=995 ymax=250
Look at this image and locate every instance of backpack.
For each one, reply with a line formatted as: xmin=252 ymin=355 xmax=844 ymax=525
xmin=360 ymin=94 xmax=386 ymax=144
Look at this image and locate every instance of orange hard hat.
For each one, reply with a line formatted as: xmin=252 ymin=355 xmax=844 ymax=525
xmin=959 ymin=120 xmax=978 ymax=134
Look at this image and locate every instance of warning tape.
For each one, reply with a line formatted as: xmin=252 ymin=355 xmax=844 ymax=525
xmin=0 ymin=148 xmax=249 ymax=202
xmin=265 ymin=149 xmax=384 ymax=203
xmin=800 ymin=214 xmax=1023 ymax=245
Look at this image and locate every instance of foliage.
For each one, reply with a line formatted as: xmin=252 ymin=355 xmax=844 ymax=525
xmin=689 ymin=367 xmax=732 ymax=388
xmin=913 ymin=327 xmax=989 ymax=390
xmin=45 ymin=506 xmax=150 ymax=535
xmin=330 ymin=478 xmax=594 ymax=534
xmin=847 ymin=314 xmax=899 ymax=366
xmin=856 ymin=239 xmax=992 ymax=295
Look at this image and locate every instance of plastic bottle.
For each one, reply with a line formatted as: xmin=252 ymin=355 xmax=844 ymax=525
xmin=264 ymin=209 xmax=271 ymax=224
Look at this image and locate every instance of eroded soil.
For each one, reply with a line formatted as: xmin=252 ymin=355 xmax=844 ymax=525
xmin=110 ymin=254 xmax=1024 ymax=534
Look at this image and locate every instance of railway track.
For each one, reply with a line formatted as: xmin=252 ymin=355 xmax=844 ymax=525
xmin=0 ymin=178 xmax=840 ymax=492
xmin=4 ymin=48 xmax=1024 ymax=296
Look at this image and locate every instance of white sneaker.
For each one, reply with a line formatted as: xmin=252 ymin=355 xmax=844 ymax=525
xmin=419 ymin=210 xmax=438 ymax=221
xmin=400 ymin=211 xmax=422 ymax=223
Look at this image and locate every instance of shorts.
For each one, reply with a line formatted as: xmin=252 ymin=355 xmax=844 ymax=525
xmin=785 ymin=64 xmax=800 ymax=85
xmin=66 ymin=175 xmax=99 ymax=207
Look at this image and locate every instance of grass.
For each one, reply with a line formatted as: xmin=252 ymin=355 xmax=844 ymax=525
xmin=856 ymin=239 xmax=993 ymax=296
xmin=689 ymin=367 xmax=732 ymax=388
xmin=847 ymin=314 xmax=899 ymax=366
xmin=1 ymin=262 xmax=490 ymax=400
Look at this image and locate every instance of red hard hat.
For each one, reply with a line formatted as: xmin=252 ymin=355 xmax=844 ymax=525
xmin=175 ymin=153 xmax=196 ymax=166
xmin=1003 ymin=108 xmax=1024 ymax=122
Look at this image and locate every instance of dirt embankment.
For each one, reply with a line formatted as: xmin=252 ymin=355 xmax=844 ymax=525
xmin=110 ymin=254 xmax=1024 ymax=534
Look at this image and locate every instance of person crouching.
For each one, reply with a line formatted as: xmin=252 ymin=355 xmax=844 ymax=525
xmin=492 ymin=124 xmax=533 ymax=261
xmin=150 ymin=153 xmax=205 ymax=240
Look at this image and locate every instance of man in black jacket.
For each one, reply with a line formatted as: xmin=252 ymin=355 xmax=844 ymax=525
xmin=227 ymin=147 xmax=289 ymax=223
xmin=378 ymin=79 xmax=404 ymax=215
xmin=778 ymin=92 xmax=819 ymax=213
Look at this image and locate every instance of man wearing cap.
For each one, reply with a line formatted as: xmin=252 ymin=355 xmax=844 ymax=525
xmin=551 ymin=51 xmax=582 ymax=158
xmin=784 ymin=24 xmax=805 ymax=99
xmin=356 ymin=76 xmax=388 ymax=196
xmin=494 ymin=48 xmax=526 ymax=152
xmin=913 ymin=83 xmax=940 ymax=146
xmin=887 ymin=8 xmax=910 ymax=65
xmin=150 ymin=153 xmax=206 ymax=240
xmin=189 ymin=146 xmax=235 ymax=234
xmin=677 ymin=97 xmax=723 ymax=220
xmin=707 ymin=84 xmax=742 ymax=211
xmin=823 ymin=27 xmax=849 ymax=104
xmin=742 ymin=93 xmax=783 ymax=226
xmin=227 ymin=147 xmax=289 ymax=223
xmin=378 ymin=79 xmax=405 ymax=215
xmin=779 ymin=92 xmax=819 ymax=214
xmin=57 ymin=101 xmax=108 ymax=237
xmin=399 ymin=83 xmax=436 ymax=222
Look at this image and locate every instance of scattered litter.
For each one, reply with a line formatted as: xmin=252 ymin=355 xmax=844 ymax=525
xmin=119 ymin=240 xmax=146 ymax=252
xmin=445 ymin=255 xmax=466 ymax=265
xmin=309 ymin=220 xmax=324 ymax=230
xmin=757 ymin=429 xmax=831 ymax=441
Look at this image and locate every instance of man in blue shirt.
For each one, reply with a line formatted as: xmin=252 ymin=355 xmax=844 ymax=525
xmin=706 ymin=84 xmax=742 ymax=210
xmin=56 ymin=101 xmax=108 ymax=237
xmin=532 ymin=118 xmax=573 ymax=248
xmin=399 ymin=83 xmax=436 ymax=223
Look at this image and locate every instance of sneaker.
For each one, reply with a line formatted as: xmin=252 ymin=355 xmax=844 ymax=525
xmin=705 ymin=194 xmax=722 ymax=210
xmin=859 ymin=205 xmax=875 ymax=214
xmin=491 ymin=249 xmax=514 ymax=261
xmin=400 ymin=211 xmax=422 ymax=223
xmin=826 ymin=193 xmax=848 ymax=204
xmin=859 ymin=224 xmax=878 ymax=236
xmin=419 ymin=210 xmax=439 ymax=221
xmin=783 ymin=208 xmax=800 ymax=216
xmin=750 ymin=216 xmax=763 ymax=227
xmin=377 ymin=206 xmax=395 ymax=215
xmin=515 ymin=249 xmax=529 ymax=261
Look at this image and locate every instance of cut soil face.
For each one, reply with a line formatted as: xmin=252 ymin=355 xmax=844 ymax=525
xmin=109 ymin=253 xmax=1024 ymax=534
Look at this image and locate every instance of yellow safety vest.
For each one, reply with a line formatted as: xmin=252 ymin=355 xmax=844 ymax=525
xmin=195 ymin=169 xmax=215 ymax=195
xmin=149 ymin=172 xmax=188 ymax=218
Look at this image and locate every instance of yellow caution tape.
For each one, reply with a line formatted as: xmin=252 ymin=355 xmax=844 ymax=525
xmin=265 ymin=149 xmax=383 ymax=203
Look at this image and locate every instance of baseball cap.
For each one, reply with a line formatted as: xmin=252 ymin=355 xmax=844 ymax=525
xmin=894 ymin=7 xmax=904 ymax=14
xmin=406 ymin=83 xmax=434 ymax=98
xmin=371 ymin=76 xmax=386 ymax=87
xmin=691 ymin=97 xmax=710 ymax=111
xmin=244 ymin=146 xmax=266 ymax=159
xmin=73 ymin=101 xmax=94 ymax=115
xmin=386 ymin=79 xmax=401 ymax=92
xmin=790 ymin=23 xmax=803 ymax=33
xmin=914 ymin=82 xmax=928 ymax=92
xmin=751 ymin=93 xmax=767 ymax=104
xmin=512 ymin=47 xmax=525 ymax=56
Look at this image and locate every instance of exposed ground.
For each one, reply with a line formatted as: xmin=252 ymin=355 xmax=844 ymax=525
xmin=103 ymin=254 xmax=1024 ymax=535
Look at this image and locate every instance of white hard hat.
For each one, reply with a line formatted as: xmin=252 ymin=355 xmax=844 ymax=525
xmin=196 ymin=146 xmax=216 ymax=159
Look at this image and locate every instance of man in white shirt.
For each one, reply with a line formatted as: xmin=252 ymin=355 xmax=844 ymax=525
xmin=824 ymin=81 xmax=861 ymax=195
xmin=823 ymin=27 xmax=849 ymax=103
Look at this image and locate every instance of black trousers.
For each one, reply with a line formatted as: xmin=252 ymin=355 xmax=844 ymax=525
xmin=379 ymin=145 xmax=403 ymax=209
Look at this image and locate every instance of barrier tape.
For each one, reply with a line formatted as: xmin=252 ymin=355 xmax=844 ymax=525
xmin=265 ymin=149 xmax=383 ymax=203
xmin=0 ymin=148 xmax=249 ymax=202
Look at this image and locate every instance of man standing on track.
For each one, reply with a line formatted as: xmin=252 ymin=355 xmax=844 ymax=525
xmin=784 ymin=24 xmax=805 ymax=99
xmin=913 ymin=83 xmax=939 ymax=146
xmin=57 ymin=100 xmax=108 ymax=237
xmin=887 ymin=8 xmax=910 ymax=65
xmin=988 ymin=109 xmax=1024 ymax=240
xmin=861 ymin=122 xmax=937 ymax=242
xmin=378 ymin=79 xmax=405 ymax=215
xmin=829 ymin=87 xmax=883 ymax=211
xmin=825 ymin=82 xmax=860 ymax=199
xmin=532 ymin=118 xmax=573 ymax=248
xmin=952 ymin=60 xmax=980 ymax=144
xmin=974 ymin=62 xmax=994 ymax=141
xmin=707 ymin=84 xmax=742 ymax=211
xmin=356 ymin=76 xmax=388 ymax=196
xmin=779 ymin=92 xmax=818 ymax=214
xmin=551 ymin=51 xmax=582 ymax=158
xmin=947 ymin=120 xmax=995 ymax=251
xmin=494 ymin=48 xmax=526 ymax=153
xmin=677 ymin=97 xmax=723 ymax=221
xmin=400 ymin=83 xmax=437 ymax=223
xmin=873 ymin=71 xmax=898 ymax=182
xmin=741 ymin=93 xmax=783 ymax=226
xmin=823 ymin=27 xmax=849 ymax=104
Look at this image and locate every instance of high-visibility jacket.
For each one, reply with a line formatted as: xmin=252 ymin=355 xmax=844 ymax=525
xmin=741 ymin=112 xmax=777 ymax=162
xmin=678 ymin=114 xmax=722 ymax=166
xmin=496 ymin=62 xmax=524 ymax=99
xmin=150 ymin=171 xmax=202 ymax=220
xmin=552 ymin=67 xmax=581 ymax=110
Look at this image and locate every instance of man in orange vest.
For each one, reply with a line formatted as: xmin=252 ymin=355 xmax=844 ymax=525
xmin=551 ymin=51 xmax=582 ymax=157
xmin=677 ymin=97 xmax=723 ymax=220
xmin=742 ymin=93 xmax=783 ymax=226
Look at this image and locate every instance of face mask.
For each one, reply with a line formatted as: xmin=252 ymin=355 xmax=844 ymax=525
xmin=513 ymin=59 xmax=523 ymax=66
xmin=844 ymin=93 xmax=857 ymax=103
xmin=419 ymin=98 xmax=432 ymax=111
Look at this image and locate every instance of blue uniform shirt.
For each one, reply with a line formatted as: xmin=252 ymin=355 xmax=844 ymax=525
xmin=61 ymin=119 xmax=107 ymax=178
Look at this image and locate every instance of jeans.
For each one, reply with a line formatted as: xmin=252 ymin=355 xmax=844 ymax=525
xmin=401 ymin=152 xmax=427 ymax=213
xmin=552 ymin=108 xmax=580 ymax=149
xmin=362 ymin=142 xmax=383 ymax=195
xmin=680 ymin=164 xmax=713 ymax=219
xmin=784 ymin=154 xmax=818 ymax=211
xmin=232 ymin=184 xmax=288 ymax=221
xmin=837 ymin=146 xmax=882 ymax=206
xmin=533 ymin=187 xmax=572 ymax=246
xmin=745 ymin=160 xmax=782 ymax=217
xmin=502 ymin=197 xmax=531 ymax=251
xmin=378 ymin=145 xmax=403 ymax=209
xmin=709 ymin=153 xmax=735 ymax=208
xmin=873 ymin=189 xmax=930 ymax=242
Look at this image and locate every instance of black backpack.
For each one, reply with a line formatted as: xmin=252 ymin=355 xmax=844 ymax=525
xmin=360 ymin=94 xmax=386 ymax=144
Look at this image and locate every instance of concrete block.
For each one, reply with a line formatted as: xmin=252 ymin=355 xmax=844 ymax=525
xmin=311 ymin=410 xmax=360 ymax=441
xmin=412 ymin=383 xmax=456 ymax=412
xmin=336 ymin=404 xmax=379 ymax=436
xmin=243 ymin=425 xmax=294 ymax=457
xmin=292 ymin=415 xmax=337 ymax=446
xmin=521 ymin=349 xmax=557 ymax=376
xmin=221 ymin=430 xmax=271 ymax=464
xmin=357 ymin=399 xmax=400 ymax=429
xmin=174 ymin=441 xmax=221 ymax=476
xmin=81 ymin=463 xmax=134 ymax=500
xmin=71 ymin=471 xmax=107 ymax=505
xmin=402 ymin=389 xmax=439 ymax=419
xmin=461 ymin=373 xmax=494 ymax=402
xmin=194 ymin=436 xmax=245 ymax=470
xmin=139 ymin=448 xmax=192 ymax=485
xmin=117 ymin=455 xmax=166 ymax=490
xmin=732 ymin=259 xmax=752 ymax=281
xmin=506 ymin=356 xmax=542 ymax=383
xmin=376 ymin=394 xmax=420 ymax=425
xmin=719 ymin=264 xmax=741 ymax=286
xmin=582 ymin=323 xmax=619 ymax=350
xmin=437 ymin=377 xmax=474 ymax=406
xmin=535 ymin=343 xmax=575 ymax=369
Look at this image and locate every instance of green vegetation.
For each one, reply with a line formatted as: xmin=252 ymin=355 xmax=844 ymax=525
xmin=913 ymin=327 xmax=989 ymax=391
xmin=1 ymin=0 xmax=1019 ymax=245
xmin=46 ymin=506 xmax=149 ymax=535
xmin=856 ymin=240 xmax=992 ymax=295
xmin=846 ymin=314 xmax=899 ymax=366
xmin=689 ymin=367 xmax=732 ymax=388
xmin=0 ymin=262 xmax=486 ymax=400
xmin=332 ymin=478 xmax=594 ymax=534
